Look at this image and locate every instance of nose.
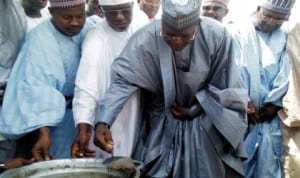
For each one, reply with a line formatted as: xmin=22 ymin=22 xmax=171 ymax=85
xmin=169 ymin=38 xmax=185 ymax=50
xmin=70 ymin=17 xmax=80 ymax=26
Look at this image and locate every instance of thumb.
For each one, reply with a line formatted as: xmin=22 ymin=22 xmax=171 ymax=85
xmin=42 ymin=148 xmax=51 ymax=161
xmin=24 ymin=158 xmax=36 ymax=165
xmin=71 ymin=143 xmax=80 ymax=158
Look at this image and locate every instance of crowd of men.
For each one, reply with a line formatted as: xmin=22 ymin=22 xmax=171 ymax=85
xmin=1 ymin=0 xmax=300 ymax=177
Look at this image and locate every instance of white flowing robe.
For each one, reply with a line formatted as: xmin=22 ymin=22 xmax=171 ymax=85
xmin=278 ymin=23 xmax=300 ymax=177
xmin=73 ymin=8 xmax=148 ymax=157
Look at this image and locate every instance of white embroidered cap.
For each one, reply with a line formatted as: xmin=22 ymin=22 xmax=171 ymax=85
xmin=99 ymin=0 xmax=133 ymax=6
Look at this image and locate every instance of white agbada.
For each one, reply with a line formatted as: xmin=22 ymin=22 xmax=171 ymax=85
xmin=73 ymin=5 xmax=148 ymax=158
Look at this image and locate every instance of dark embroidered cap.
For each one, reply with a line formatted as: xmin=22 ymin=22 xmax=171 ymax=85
xmin=260 ymin=0 xmax=296 ymax=15
xmin=49 ymin=0 xmax=85 ymax=8
xmin=162 ymin=0 xmax=201 ymax=30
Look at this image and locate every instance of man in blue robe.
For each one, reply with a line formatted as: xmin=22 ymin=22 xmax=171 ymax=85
xmin=0 ymin=0 xmax=92 ymax=161
xmin=0 ymin=0 xmax=27 ymax=169
xmin=233 ymin=0 xmax=295 ymax=177
xmin=93 ymin=0 xmax=248 ymax=177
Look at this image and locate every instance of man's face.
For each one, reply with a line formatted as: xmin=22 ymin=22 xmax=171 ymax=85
xmin=201 ymin=1 xmax=228 ymax=22
xmin=49 ymin=5 xmax=86 ymax=36
xmin=254 ymin=6 xmax=289 ymax=33
xmin=102 ymin=3 xmax=133 ymax=32
xmin=161 ymin=23 xmax=198 ymax=51
xmin=139 ymin=0 xmax=160 ymax=19
xmin=24 ymin=0 xmax=48 ymax=10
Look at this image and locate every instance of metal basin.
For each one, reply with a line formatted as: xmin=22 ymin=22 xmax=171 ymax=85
xmin=0 ymin=158 xmax=142 ymax=178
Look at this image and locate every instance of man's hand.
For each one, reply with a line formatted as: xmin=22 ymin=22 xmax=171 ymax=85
xmin=259 ymin=104 xmax=281 ymax=123
xmin=4 ymin=158 xmax=35 ymax=170
xmin=247 ymin=102 xmax=259 ymax=124
xmin=71 ymin=123 xmax=96 ymax=158
xmin=171 ymin=105 xmax=190 ymax=119
xmin=32 ymin=127 xmax=52 ymax=161
xmin=93 ymin=123 xmax=114 ymax=153
xmin=171 ymin=103 xmax=204 ymax=120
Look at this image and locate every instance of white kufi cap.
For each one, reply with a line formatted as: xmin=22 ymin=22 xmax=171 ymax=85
xmin=99 ymin=0 xmax=133 ymax=6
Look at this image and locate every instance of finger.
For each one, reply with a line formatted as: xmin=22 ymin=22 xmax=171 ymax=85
xmin=105 ymin=129 xmax=113 ymax=144
xmin=23 ymin=158 xmax=35 ymax=165
xmin=105 ymin=131 xmax=114 ymax=153
xmin=94 ymin=135 xmax=108 ymax=152
xmin=42 ymin=149 xmax=51 ymax=161
xmin=171 ymin=108 xmax=180 ymax=117
xmin=32 ymin=151 xmax=43 ymax=162
xmin=105 ymin=142 xmax=114 ymax=153
xmin=71 ymin=143 xmax=80 ymax=158
xmin=83 ymin=148 xmax=96 ymax=157
xmin=74 ymin=152 xmax=84 ymax=158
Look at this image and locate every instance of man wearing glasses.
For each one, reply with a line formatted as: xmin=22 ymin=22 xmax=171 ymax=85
xmin=71 ymin=0 xmax=148 ymax=158
xmin=93 ymin=0 xmax=248 ymax=177
xmin=201 ymin=0 xmax=229 ymax=23
xmin=233 ymin=0 xmax=295 ymax=177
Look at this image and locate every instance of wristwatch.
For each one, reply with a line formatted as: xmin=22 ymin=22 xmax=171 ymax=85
xmin=0 ymin=163 xmax=6 ymax=173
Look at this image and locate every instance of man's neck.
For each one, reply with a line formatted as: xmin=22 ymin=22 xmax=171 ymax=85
xmin=24 ymin=7 xmax=42 ymax=18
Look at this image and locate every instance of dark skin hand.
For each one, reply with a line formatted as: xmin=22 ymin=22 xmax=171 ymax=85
xmin=258 ymin=104 xmax=281 ymax=123
xmin=4 ymin=157 xmax=35 ymax=170
xmin=93 ymin=123 xmax=114 ymax=153
xmin=171 ymin=103 xmax=204 ymax=120
xmin=31 ymin=127 xmax=52 ymax=161
xmin=247 ymin=102 xmax=281 ymax=124
xmin=71 ymin=123 xmax=96 ymax=158
xmin=171 ymin=105 xmax=190 ymax=119
xmin=247 ymin=101 xmax=260 ymax=124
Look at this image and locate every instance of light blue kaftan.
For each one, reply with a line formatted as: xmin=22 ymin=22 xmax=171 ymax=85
xmin=96 ymin=18 xmax=248 ymax=178
xmin=234 ymin=20 xmax=290 ymax=178
xmin=0 ymin=19 xmax=92 ymax=158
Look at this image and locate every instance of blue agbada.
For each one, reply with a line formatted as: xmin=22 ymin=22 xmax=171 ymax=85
xmin=0 ymin=19 xmax=91 ymax=158
xmin=234 ymin=21 xmax=289 ymax=178
xmin=96 ymin=18 xmax=248 ymax=178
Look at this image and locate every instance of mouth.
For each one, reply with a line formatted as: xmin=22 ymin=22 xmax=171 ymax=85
xmin=114 ymin=22 xmax=129 ymax=31
xmin=116 ymin=23 xmax=129 ymax=29
xmin=66 ymin=28 xmax=82 ymax=35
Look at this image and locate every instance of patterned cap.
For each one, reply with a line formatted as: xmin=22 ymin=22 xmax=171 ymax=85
xmin=260 ymin=0 xmax=295 ymax=14
xmin=99 ymin=0 xmax=133 ymax=6
xmin=49 ymin=0 xmax=85 ymax=8
xmin=202 ymin=0 xmax=229 ymax=6
xmin=162 ymin=0 xmax=201 ymax=30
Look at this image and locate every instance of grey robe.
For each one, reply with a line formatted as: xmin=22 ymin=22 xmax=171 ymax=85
xmin=96 ymin=17 xmax=248 ymax=178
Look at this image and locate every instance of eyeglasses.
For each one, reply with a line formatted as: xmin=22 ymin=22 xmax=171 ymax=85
xmin=102 ymin=6 xmax=132 ymax=17
xmin=202 ymin=5 xmax=225 ymax=12
xmin=260 ymin=11 xmax=288 ymax=24
xmin=160 ymin=25 xmax=198 ymax=42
